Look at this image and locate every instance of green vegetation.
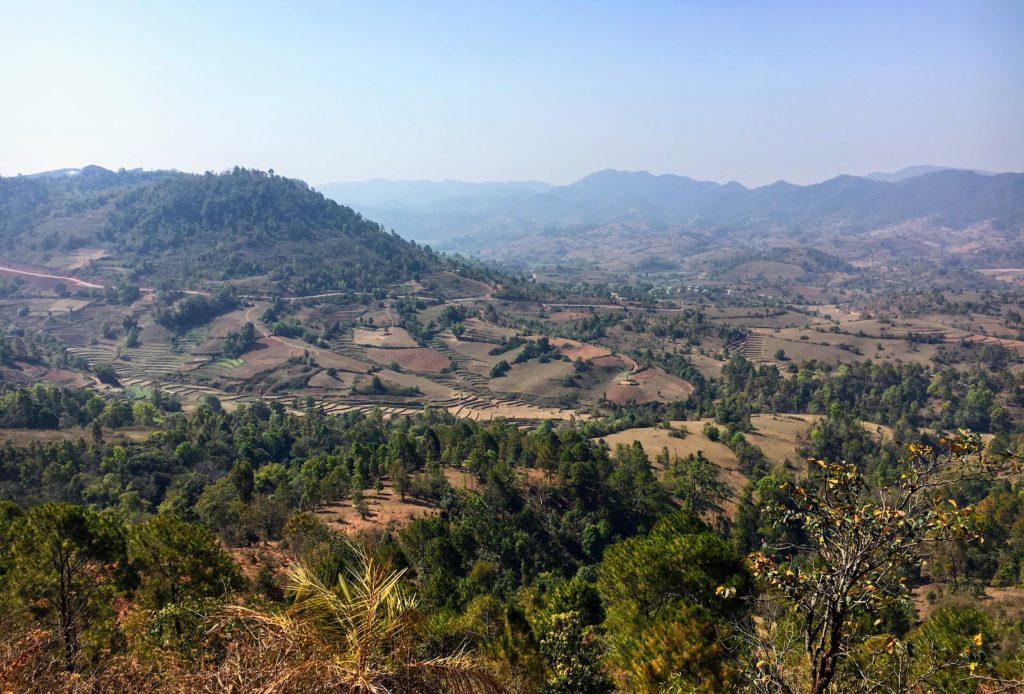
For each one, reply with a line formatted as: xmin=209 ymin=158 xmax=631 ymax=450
xmin=3 ymin=163 xmax=1024 ymax=692
xmin=0 ymin=378 xmax=1022 ymax=691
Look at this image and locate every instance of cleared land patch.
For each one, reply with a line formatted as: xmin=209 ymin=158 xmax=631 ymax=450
xmin=352 ymin=326 xmax=419 ymax=348
xmin=365 ymin=347 xmax=450 ymax=372
xmin=605 ymin=366 xmax=693 ymax=405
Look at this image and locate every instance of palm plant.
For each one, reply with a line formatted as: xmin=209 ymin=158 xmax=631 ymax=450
xmin=218 ymin=545 xmax=504 ymax=693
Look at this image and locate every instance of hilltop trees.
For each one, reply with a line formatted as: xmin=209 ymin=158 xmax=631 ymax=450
xmin=103 ymin=168 xmax=438 ymax=293
xmin=661 ymin=448 xmax=731 ymax=517
xmin=222 ymin=321 xmax=258 ymax=358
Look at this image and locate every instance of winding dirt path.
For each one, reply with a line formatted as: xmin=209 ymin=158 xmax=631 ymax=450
xmin=0 ymin=264 xmax=105 ymax=289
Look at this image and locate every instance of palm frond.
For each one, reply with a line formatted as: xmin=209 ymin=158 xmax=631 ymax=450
xmin=215 ymin=541 xmax=507 ymax=693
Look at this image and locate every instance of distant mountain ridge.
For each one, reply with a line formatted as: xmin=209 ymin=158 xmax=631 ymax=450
xmin=864 ymin=165 xmax=1001 ymax=182
xmin=317 ymin=167 xmax=1024 ymax=246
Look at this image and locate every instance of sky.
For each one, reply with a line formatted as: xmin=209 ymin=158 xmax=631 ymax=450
xmin=1 ymin=1 xmax=1022 ymax=187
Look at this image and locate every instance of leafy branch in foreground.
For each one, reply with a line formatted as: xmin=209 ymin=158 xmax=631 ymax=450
xmin=216 ymin=543 xmax=505 ymax=693
xmin=737 ymin=431 xmax=1022 ymax=694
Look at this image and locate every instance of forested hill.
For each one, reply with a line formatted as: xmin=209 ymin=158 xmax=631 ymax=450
xmin=0 ymin=167 xmax=444 ymax=294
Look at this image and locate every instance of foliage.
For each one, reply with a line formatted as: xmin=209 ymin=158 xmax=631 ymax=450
xmin=598 ymin=510 xmax=750 ymax=690
xmin=3 ymin=503 xmax=131 ymax=672
xmin=742 ymin=431 xmax=1019 ymax=694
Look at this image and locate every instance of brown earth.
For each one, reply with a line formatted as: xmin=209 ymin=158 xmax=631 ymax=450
xmin=364 ymin=347 xmax=450 ymax=372
xmin=605 ymin=366 xmax=693 ymax=405
xmin=352 ymin=327 xmax=419 ymax=348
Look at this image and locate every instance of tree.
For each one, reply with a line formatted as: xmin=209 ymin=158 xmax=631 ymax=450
xmin=663 ymin=449 xmax=730 ymax=517
xmin=93 ymin=362 xmax=120 ymax=387
xmin=223 ymin=321 xmax=258 ymax=358
xmin=741 ymin=432 xmax=1018 ymax=694
xmin=390 ymin=457 xmax=411 ymax=502
xmin=598 ymin=510 xmax=750 ymax=691
xmin=195 ymin=477 xmax=244 ymax=544
xmin=129 ymin=515 xmax=242 ymax=612
xmin=132 ymin=400 xmax=158 ymax=426
xmin=351 ymin=472 xmax=369 ymax=519
xmin=537 ymin=612 xmax=614 ymax=694
xmin=5 ymin=503 xmax=130 ymax=672
xmin=243 ymin=495 xmax=290 ymax=543
xmin=228 ymin=459 xmax=255 ymax=503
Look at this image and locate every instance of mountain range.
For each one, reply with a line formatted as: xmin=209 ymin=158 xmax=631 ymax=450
xmin=316 ymin=167 xmax=1024 ymax=253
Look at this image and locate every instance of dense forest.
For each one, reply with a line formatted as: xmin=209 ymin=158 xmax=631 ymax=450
xmin=2 ymin=381 xmax=1024 ymax=692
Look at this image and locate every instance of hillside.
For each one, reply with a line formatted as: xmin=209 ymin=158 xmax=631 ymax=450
xmin=0 ymin=167 xmax=441 ymax=294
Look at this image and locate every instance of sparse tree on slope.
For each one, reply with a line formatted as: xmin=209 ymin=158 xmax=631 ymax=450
xmin=738 ymin=431 xmax=1021 ymax=694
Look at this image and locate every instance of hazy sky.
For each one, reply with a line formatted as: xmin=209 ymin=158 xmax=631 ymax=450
xmin=2 ymin=1 xmax=1022 ymax=187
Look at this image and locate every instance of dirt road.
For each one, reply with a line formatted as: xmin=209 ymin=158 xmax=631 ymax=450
xmin=0 ymin=264 xmax=105 ymax=289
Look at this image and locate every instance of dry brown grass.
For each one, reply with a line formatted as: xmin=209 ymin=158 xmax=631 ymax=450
xmin=364 ymin=347 xmax=450 ymax=372
xmin=314 ymin=470 xmax=477 ymax=534
xmin=352 ymin=327 xmax=419 ymax=348
xmin=605 ymin=366 xmax=693 ymax=405
xmin=913 ymin=583 xmax=1024 ymax=622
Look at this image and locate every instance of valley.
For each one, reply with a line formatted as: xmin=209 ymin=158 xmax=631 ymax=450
xmin=1 ymin=165 xmax=1023 ymax=694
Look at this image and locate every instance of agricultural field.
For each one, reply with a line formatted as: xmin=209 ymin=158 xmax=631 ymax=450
xmin=0 ymin=219 xmax=1022 ymax=431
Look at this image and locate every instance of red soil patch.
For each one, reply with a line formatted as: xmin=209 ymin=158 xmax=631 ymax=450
xmin=548 ymin=337 xmax=611 ymax=362
xmin=229 ymin=339 xmax=296 ymax=378
xmin=40 ymin=368 xmax=90 ymax=387
xmin=364 ymin=347 xmax=450 ymax=372
xmin=207 ymin=310 xmax=250 ymax=338
xmin=311 ymin=349 xmax=370 ymax=373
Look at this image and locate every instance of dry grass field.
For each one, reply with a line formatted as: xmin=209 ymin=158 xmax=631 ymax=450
xmin=913 ymin=583 xmax=1024 ymax=621
xmin=0 ymin=426 xmax=152 ymax=445
xmin=493 ymin=359 xmax=576 ymax=396
xmin=596 ymin=414 xmax=895 ymax=494
xmin=548 ymin=309 xmax=593 ymax=322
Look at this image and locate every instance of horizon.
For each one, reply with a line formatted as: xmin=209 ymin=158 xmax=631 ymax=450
xmin=16 ymin=162 xmax=1020 ymax=191
xmin=2 ymin=1 xmax=1022 ymax=187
